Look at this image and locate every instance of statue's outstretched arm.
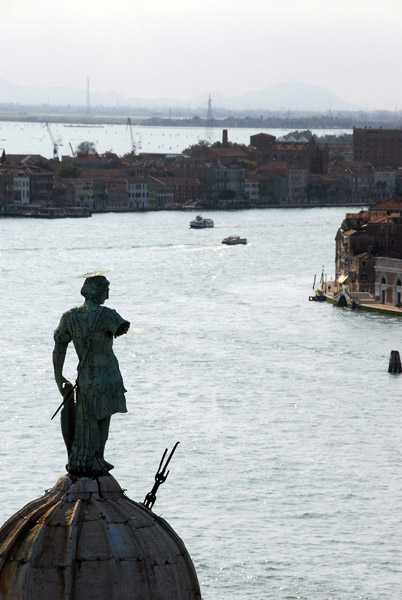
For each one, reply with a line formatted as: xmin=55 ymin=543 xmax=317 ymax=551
xmin=115 ymin=320 xmax=130 ymax=337
xmin=53 ymin=341 xmax=70 ymax=395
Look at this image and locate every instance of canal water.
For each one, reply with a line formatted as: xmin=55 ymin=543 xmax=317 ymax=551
xmin=0 ymin=208 xmax=401 ymax=599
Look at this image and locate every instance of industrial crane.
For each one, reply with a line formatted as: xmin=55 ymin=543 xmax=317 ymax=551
xmin=126 ymin=118 xmax=136 ymax=155
xmin=45 ymin=123 xmax=59 ymax=159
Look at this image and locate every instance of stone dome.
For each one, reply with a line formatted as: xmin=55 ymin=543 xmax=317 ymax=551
xmin=0 ymin=474 xmax=201 ymax=600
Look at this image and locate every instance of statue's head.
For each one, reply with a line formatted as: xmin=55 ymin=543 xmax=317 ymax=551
xmin=81 ymin=276 xmax=110 ymax=304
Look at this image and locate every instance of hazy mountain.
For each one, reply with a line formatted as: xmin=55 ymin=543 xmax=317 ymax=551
xmin=190 ymin=81 xmax=364 ymax=112
xmin=0 ymin=78 xmax=364 ymax=112
xmin=0 ymin=79 xmax=130 ymax=107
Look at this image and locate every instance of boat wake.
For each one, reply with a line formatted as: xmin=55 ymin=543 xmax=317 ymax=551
xmin=130 ymin=242 xmax=222 ymax=250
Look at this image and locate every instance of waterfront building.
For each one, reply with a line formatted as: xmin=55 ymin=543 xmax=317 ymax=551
xmin=250 ymin=162 xmax=288 ymax=206
xmin=287 ymin=166 xmax=307 ymax=202
xmin=0 ymin=162 xmax=54 ymax=212
xmin=74 ymin=178 xmax=94 ymax=209
xmin=244 ymin=174 xmax=260 ymax=205
xmin=248 ymin=162 xmax=308 ymax=206
xmin=306 ymin=173 xmax=350 ymax=205
xmin=153 ymin=176 xmax=201 ymax=207
xmin=335 ymin=198 xmax=402 ymax=303
xmin=1 ymin=168 xmax=30 ymax=205
xmin=148 ymin=176 xmax=174 ymax=208
xmin=126 ymin=179 xmax=149 ymax=209
xmin=2 ymin=132 xmax=399 ymax=214
xmin=374 ymin=256 xmax=402 ymax=305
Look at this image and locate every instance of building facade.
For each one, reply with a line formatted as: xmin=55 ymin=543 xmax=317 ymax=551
xmin=353 ymin=128 xmax=402 ymax=168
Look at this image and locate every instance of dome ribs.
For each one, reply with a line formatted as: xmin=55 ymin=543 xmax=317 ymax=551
xmin=64 ymin=498 xmax=84 ymax=600
xmin=0 ymin=474 xmax=201 ymax=599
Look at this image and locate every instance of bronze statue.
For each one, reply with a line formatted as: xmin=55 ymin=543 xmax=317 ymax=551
xmin=53 ymin=275 xmax=130 ymax=475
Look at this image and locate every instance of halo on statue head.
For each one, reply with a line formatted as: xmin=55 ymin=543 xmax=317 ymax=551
xmin=76 ymin=269 xmax=113 ymax=279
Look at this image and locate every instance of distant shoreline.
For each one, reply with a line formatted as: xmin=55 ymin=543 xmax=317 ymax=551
xmin=0 ymin=107 xmax=400 ymax=130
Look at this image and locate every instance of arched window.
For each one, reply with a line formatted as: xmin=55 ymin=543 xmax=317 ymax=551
xmin=396 ymin=279 xmax=402 ymax=307
xmin=381 ymin=276 xmax=387 ymax=304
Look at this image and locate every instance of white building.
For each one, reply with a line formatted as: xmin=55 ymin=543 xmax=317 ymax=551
xmin=127 ymin=180 xmax=149 ymax=209
xmin=287 ymin=167 xmax=307 ymax=202
xmin=244 ymin=178 xmax=259 ymax=204
xmin=13 ymin=171 xmax=30 ymax=204
xmin=374 ymin=256 xmax=402 ymax=305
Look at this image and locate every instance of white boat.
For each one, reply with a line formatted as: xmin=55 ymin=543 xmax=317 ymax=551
xmin=189 ymin=215 xmax=214 ymax=229
xmin=222 ymin=236 xmax=247 ymax=245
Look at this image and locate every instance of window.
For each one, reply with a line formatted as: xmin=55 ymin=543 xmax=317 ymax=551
xmin=362 ymin=260 xmax=367 ymax=267
xmin=361 ymin=274 xmax=367 ymax=281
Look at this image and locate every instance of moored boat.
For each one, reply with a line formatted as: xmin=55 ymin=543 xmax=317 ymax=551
xmin=189 ymin=215 xmax=214 ymax=228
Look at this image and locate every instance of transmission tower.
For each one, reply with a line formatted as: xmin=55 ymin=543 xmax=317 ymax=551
xmin=86 ymin=77 xmax=90 ymax=114
xmin=204 ymin=94 xmax=214 ymax=144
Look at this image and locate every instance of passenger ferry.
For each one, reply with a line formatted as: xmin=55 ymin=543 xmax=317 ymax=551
xmin=189 ymin=215 xmax=214 ymax=229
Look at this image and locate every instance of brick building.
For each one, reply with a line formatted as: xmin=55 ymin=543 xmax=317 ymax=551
xmin=249 ymin=133 xmax=328 ymax=174
xmin=335 ymin=198 xmax=402 ymax=297
xmin=353 ymin=128 xmax=402 ymax=168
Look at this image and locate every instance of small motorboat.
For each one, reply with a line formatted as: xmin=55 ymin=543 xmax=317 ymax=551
xmin=222 ymin=236 xmax=247 ymax=245
xmin=189 ymin=215 xmax=214 ymax=228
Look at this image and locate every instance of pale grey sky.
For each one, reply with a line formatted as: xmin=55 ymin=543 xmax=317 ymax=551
xmin=1 ymin=0 xmax=401 ymax=110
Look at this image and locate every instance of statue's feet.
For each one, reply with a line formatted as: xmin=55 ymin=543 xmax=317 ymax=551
xmin=102 ymin=459 xmax=114 ymax=471
xmin=66 ymin=455 xmax=114 ymax=477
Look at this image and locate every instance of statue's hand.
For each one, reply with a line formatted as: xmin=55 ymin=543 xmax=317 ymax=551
xmin=62 ymin=381 xmax=74 ymax=398
xmin=115 ymin=321 xmax=130 ymax=337
xmin=57 ymin=376 xmax=72 ymax=396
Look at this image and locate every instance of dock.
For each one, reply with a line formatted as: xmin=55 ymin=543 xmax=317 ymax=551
xmin=316 ymin=281 xmax=402 ymax=317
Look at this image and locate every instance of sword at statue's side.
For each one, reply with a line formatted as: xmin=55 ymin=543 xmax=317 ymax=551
xmin=51 ymin=382 xmax=77 ymax=421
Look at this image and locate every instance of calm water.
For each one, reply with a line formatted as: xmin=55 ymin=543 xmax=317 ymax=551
xmin=0 ymin=120 xmax=351 ymax=157
xmin=0 ymin=208 xmax=401 ymax=599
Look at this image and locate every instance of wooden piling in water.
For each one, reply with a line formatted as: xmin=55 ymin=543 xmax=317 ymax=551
xmin=388 ymin=350 xmax=402 ymax=373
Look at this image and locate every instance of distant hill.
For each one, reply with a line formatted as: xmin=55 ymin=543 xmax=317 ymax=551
xmin=190 ymin=81 xmax=364 ymax=112
xmin=0 ymin=78 xmax=365 ymax=112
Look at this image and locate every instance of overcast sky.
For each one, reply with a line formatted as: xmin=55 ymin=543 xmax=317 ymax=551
xmin=1 ymin=0 xmax=401 ymax=110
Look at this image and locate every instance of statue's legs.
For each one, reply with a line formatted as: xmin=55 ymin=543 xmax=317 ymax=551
xmin=98 ymin=417 xmax=114 ymax=471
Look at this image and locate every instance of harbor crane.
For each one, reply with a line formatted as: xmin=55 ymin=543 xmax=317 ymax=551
xmin=45 ymin=123 xmax=60 ymax=159
xmin=126 ymin=118 xmax=136 ymax=154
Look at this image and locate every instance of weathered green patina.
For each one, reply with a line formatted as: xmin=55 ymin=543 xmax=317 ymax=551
xmin=53 ymin=275 xmax=130 ymax=475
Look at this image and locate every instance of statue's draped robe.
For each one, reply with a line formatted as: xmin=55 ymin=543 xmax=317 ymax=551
xmin=54 ymin=301 xmax=128 ymax=472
